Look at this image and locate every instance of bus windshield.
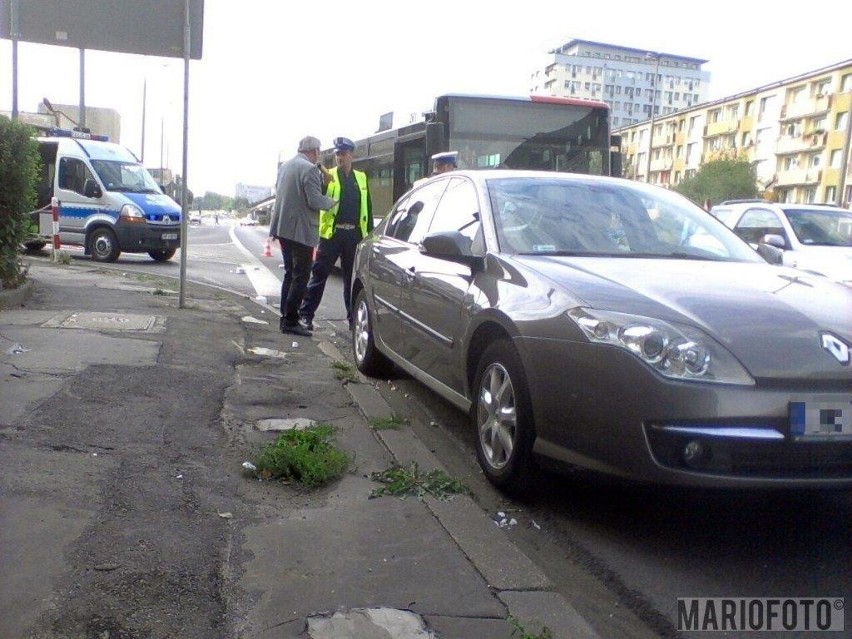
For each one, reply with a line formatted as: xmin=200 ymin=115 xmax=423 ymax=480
xmin=444 ymin=96 xmax=610 ymax=175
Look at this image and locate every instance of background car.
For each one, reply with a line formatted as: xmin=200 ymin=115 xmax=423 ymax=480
xmin=351 ymin=171 xmax=852 ymax=494
xmin=189 ymin=212 xmax=202 ymax=225
xmin=710 ymin=200 xmax=852 ymax=286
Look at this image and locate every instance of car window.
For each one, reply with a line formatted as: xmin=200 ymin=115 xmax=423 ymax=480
xmin=427 ymin=177 xmax=484 ymax=254
xmin=385 ymin=180 xmax=447 ymax=244
xmin=734 ymin=209 xmax=786 ymax=245
xmin=710 ymin=207 xmax=740 ymax=228
xmin=58 ymin=157 xmax=97 ymax=195
xmin=784 ymin=208 xmax=852 ymax=247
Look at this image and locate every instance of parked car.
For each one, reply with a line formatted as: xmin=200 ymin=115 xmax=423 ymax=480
xmin=710 ymin=201 xmax=852 ymax=286
xmin=189 ymin=212 xmax=202 ymax=225
xmin=351 ymin=171 xmax=852 ymax=493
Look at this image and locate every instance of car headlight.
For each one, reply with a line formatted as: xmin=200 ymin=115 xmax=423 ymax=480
xmin=567 ymin=308 xmax=754 ymax=385
xmin=120 ymin=203 xmax=146 ymax=223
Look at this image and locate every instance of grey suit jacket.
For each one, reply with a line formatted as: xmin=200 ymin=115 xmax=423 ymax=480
xmin=269 ymin=153 xmax=336 ymax=247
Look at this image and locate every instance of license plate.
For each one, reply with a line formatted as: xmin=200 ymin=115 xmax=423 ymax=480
xmin=162 ymin=233 xmax=178 ymax=240
xmin=789 ymin=395 xmax=852 ymax=439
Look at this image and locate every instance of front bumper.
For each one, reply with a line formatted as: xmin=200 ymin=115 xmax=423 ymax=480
xmin=517 ymin=336 xmax=852 ymax=488
xmin=114 ymin=222 xmax=181 ymax=253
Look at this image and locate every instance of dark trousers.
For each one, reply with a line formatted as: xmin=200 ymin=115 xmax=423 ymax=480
xmin=277 ymin=238 xmax=314 ymax=326
xmin=300 ymin=228 xmax=360 ymax=324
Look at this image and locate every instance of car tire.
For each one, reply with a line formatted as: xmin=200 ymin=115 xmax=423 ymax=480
xmin=89 ymin=228 xmax=120 ymax=262
xmin=352 ymin=288 xmax=393 ymax=377
xmin=23 ymin=241 xmax=47 ymax=252
xmin=149 ymin=248 xmax=177 ymax=262
xmin=472 ymin=340 xmax=537 ymax=495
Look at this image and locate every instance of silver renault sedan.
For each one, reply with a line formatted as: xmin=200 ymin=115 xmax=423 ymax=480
xmin=350 ymin=171 xmax=852 ymax=494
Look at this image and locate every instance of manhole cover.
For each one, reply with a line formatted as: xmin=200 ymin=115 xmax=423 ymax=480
xmin=43 ymin=312 xmax=162 ymax=332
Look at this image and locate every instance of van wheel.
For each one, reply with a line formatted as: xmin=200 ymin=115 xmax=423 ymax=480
xmin=89 ymin=228 xmax=120 ymax=262
xmin=24 ymin=241 xmax=47 ymax=252
xmin=149 ymin=248 xmax=176 ymax=262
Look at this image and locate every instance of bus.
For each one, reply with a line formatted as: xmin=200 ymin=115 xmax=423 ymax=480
xmin=320 ymin=93 xmax=620 ymax=216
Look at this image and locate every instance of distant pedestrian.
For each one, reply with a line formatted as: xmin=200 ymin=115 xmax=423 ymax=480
xmin=269 ymin=136 xmax=337 ymax=337
xmin=413 ymin=150 xmax=458 ymax=188
xmin=430 ymin=151 xmax=458 ymax=175
xmin=299 ymin=137 xmax=373 ymax=330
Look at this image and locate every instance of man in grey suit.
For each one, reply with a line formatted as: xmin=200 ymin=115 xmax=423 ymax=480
xmin=269 ymin=136 xmax=336 ymax=336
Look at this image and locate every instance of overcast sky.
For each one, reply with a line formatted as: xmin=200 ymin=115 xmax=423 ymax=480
xmin=2 ymin=0 xmax=851 ymax=197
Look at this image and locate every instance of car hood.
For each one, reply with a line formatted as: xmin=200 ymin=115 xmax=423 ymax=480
xmin=785 ymin=246 xmax=852 ymax=284
xmin=515 ymin=256 xmax=852 ymax=379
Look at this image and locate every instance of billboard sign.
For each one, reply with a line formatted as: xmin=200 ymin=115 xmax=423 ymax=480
xmin=0 ymin=0 xmax=204 ymax=60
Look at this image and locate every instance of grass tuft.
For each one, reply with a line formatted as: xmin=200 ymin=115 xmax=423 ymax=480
xmin=508 ymin=616 xmax=552 ymax=639
xmin=369 ymin=462 xmax=469 ymax=501
xmin=369 ymin=414 xmax=405 ymax=431
xmin=254 ymin=424 xmax=349 ymax=487
xmin=332 ymin=360 xmax=358 ymax=383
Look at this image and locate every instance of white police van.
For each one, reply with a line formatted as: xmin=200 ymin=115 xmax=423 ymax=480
xmin=28 ymin=128 xmax=181 ymax=262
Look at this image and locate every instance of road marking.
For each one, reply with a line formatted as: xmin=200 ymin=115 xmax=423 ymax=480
xmin=240 ymin=263 xmax=281 ymax=298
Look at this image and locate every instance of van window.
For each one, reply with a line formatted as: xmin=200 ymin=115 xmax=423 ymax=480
xmin=58 ymin=157 xmax=97 ymax=195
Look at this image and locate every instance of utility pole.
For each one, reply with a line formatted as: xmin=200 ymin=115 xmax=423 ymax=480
xmin=645 ymin=52 xmax=661 ymax=183
xmin=836 ymin=94 xmax=852 ymax=208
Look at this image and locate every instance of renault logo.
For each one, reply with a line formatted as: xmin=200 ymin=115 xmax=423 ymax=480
xmin=163 ymin=215 xmax=171 ymax=223
xmin=821 ymin=332 xmax=850 ymax=365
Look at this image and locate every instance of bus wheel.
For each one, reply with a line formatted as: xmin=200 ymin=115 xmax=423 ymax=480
xmin=89 ymin=228 xmax=120 ymax=262
xmin=149 ymin=248 xmax=176 ymax=262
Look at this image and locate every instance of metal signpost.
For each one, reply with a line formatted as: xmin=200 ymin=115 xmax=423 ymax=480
xmin=1 ymin=0 xmax=204 ymax=307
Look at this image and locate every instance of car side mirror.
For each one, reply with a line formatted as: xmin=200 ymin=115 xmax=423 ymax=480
xmin=421 ymin=231 xmax=484 ymax=270
xmin=756 ymin=242 xmax=783 ymax=265
xmin=761 ymin=233 xmax=786 ymax=249
xmin=83 ymin=178 xmax=102 ymax=199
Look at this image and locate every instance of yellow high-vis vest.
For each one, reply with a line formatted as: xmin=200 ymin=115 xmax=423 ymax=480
xmin=319 ymin=167 xmax=369 ymax=239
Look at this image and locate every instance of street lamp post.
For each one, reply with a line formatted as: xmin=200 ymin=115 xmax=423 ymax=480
xmin=645 ymin=52 xmax=661 ymax=183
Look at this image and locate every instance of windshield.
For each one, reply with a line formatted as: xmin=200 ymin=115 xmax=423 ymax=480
xmin=91 ymin=159 xmax=163 ymax=194
xmin=446 ymin=97 xmax=610 ymax=175
xmin=488 ymin=177 xmax=764 ymax=262
xmin=784 ymin=208 xmax=852 ymax=247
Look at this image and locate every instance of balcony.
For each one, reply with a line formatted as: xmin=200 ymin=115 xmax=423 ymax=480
xmin=776 ymin=168 xmax=822 ymax=186
xmin=780 ymin=95 xmax=831 ymax=120
xmin=705 ymin=119 xmax=738 ymax=136
xmin=650 ymin=157 xmax=673 ymax=172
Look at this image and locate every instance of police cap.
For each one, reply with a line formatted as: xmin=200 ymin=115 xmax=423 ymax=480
xmin=333 ymin=137 xmax=355 ymax=152
xmin=431 ymin=151 xmax=458 ymax=166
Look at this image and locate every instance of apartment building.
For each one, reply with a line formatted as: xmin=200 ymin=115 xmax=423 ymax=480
xmin=616 ymin=60 xmax=852 ymax=206
xmin=529 ymin=38 xmax=710 ymax=128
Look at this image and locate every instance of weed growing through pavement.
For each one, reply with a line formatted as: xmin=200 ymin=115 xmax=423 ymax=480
xmin=369 ymin=414 xmax=404 ymax=431
xmin=254 ymin=424 xmax=349 ymax=487
xmin=508 ymin=616 xmax=552 ymax=639
xmin=369 ymin=462 xmax=469 ymax=501
xmin=332 ymin=360 xmax=358 ymax=383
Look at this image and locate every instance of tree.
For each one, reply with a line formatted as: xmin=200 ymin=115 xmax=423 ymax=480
xmin=673 ymin=158 xmax=758 ymax=207
xmin=0 ymin=116 xmax=40 ymax=289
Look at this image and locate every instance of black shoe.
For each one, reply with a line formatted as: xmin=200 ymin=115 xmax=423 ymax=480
xmin=281 ymin=321 xmax=312 ymax=337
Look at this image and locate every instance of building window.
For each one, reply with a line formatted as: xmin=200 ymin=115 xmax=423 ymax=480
xmin=830 ymin=149 xmax=843 ymax=168
xmin=842 ymin=73 xmax=852 ymax=92
xmin=810 ymin=154 xmax=821 ymax=168
xmin=783 ymin=156 xmax=799 ymax=170
xmin=745 ymin=100 xmax=754 ymax=116
xmin=825 ymin=186 xmax=836 ymax=202
xmin=836 ymin=111 xmax=849 ymax=130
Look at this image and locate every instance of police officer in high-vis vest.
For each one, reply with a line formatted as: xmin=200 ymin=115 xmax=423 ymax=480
xmin=299 ymin=136 xmax=373 ymax=330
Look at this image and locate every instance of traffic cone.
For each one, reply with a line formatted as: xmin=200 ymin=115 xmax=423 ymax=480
xmin=262 ymin=238 xmax=273 ymax=257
